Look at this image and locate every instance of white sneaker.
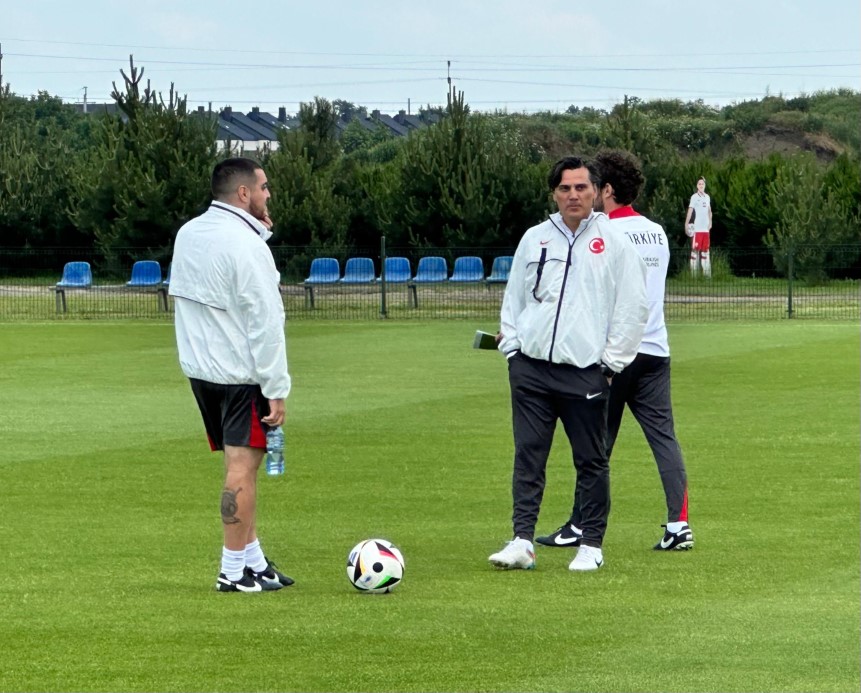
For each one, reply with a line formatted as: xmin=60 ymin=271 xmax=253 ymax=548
xmin=569 ymin=544 xmax=604 ymax=571
xmin=488 ymin=538 xmax=536 ymax=570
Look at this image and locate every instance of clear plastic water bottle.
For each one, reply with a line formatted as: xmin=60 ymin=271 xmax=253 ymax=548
xmin=265 ymin=426 xmax=285 ymax=476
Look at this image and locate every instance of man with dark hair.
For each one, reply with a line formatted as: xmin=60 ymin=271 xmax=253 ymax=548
xmin=169 ymin=157 xmax=294 ymax=592
xmin=685 ymin=176 xmax=712 ymax=276
xmin=537 ymin=150 xmax=694 ymax=552
xmin=489 ymin=155 xmax=648 ymax=572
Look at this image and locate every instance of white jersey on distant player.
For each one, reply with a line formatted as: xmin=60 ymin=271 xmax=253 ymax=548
xmin=608 ymin=207 xmax=670 ymax=357
xmin=688 ymin=193 xmax=711 ymax=232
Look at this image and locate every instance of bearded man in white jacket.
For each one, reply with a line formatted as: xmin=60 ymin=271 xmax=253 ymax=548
xmin=489 ymin=156 xmax=648 ymax=573
xmin=170 ymin=157 xmax=293 ymax=593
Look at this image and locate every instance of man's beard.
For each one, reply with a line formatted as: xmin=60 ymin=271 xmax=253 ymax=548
xmin=249 ymin=200 xmax=267 ymax=221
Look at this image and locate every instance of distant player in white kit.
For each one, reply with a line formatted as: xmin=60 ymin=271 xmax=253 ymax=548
xmin=685 ymin=176 xmax=712 ymax=277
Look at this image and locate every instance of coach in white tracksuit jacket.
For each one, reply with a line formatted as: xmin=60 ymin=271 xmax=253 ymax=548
xmin=496 ymin=156 xmax=647 ymax=563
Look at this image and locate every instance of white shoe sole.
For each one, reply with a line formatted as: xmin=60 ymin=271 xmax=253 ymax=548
xmin=569 ymin=561 xmax=603 ymax=571
xmin=489 ymin=558 xmax=535 ymax=570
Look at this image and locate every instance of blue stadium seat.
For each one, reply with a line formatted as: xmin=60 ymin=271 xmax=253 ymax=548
xmin=304 ymin=257 xmax=341 ymax=284
xmin=54 ymin=261 xmax=93 ymax=313
xmin=127 ymin=260 xmax=162 ymax=287
xmin=406 ymin=256 xmax=448 ymax=308
xmin=56 ymin=261 xmax=92 ymax=288
xmin=411 ymin=256 xmax=448 ymax=283
xmin=377 ymin=256 xmax=411 ymax=283
xmin=163 ymin=262 xmax=171 ymax=286
xmin=449 ymin=256 xmax=485 ymax=282
xmin=303 ymin=257 xmax=341 ymax=309
xmin=126 ymin=260 xmax=168 ymax=311
xmin=486 ymin=255 xmax=513 ymax=285
xmin=340 ymin=257 xmax=375 ymax=284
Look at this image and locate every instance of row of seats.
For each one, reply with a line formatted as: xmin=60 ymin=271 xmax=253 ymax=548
xmin=57 ymin=256 xmax=514 ymax=289
xmin=54 ymin=260 xmax=169 ymax=313
xmin=54 ymin=255 xmax=515 ymax=313
xmin=56 ymin=260 xmax=171 ymax=288
xmin=305 ymin=256 xmax=513 ymax=285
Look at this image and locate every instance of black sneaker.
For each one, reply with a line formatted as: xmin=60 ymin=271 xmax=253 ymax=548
xmin=216 ymin=571 xmax=264 ymax=593
xmin=535 ymin=523 xmax=583 ymax=548
xmin=654 ymin=524 xmax=694 ymax=551
xmin=249 ymin=557 xmax=295 ymax=590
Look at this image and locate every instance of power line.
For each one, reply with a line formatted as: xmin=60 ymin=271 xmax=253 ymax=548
xmin=6 ymin=50 xmax=859 ymax=74
xmin=1 ymin=36 xmax=858 ymax=59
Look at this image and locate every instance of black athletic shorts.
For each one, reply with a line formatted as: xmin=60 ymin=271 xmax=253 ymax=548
xmin=188 ymin=378 xmax=271 ymax=451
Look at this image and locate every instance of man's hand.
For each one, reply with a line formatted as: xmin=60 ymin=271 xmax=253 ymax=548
xmin=495 ymin=332 xmax=503 ymax=345
xmin=260 ymin=212 xmax=274 ymax=230
xmin=262 ymin=398 xmax=285 ymax=426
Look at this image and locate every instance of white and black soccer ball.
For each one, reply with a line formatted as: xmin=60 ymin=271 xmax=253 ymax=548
xmin=346 ymin=538 xmax=405 ymax=594
xmin=686 ymin=223 xmax=696 ymax=238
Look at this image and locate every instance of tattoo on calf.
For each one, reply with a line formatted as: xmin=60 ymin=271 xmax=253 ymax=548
xmin=220 ymin=487 xmax=242 ymax=525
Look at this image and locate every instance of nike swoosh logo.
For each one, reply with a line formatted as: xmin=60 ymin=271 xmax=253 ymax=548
xmin=553 ymin=534 xmax=581 ymax=546
xmin=660 ymin=537 xmax=675 ymax=549
xmin=586 ymin=392 xmax=601 ymax=400
xmin=540 ymin=240 xmax=549 ymax=245
xmin=217 ymin=576 xmax=262 ymax=592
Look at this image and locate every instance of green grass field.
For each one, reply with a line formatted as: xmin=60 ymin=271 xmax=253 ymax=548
xmin=0 ymin=321 xmax=858 ymax=692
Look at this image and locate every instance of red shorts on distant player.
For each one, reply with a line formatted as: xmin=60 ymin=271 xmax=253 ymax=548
xmin=692 ymin=232 xmax=710 ymax=252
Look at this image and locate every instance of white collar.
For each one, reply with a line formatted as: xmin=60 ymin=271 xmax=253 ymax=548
xmin=551 ymin=210 xmax=599 ymax=240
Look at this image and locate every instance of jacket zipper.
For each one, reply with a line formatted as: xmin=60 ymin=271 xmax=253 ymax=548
xmin=547 ymin=214 xmax=590 ymax=362
xmin=548 ymin=239 xmax=574 ymax=362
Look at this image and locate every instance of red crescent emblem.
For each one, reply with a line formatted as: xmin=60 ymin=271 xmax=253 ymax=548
xmin=589 ymin=238 xmax=605 ymax=254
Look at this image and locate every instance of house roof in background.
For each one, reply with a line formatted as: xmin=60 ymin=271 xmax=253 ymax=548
xmin=70 ymin=103 xmax=435 ymax=142
xmin=222 ymin=109 xmax=279 ymax=140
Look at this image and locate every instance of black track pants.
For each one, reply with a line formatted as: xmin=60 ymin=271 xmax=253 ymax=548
xmin=508 ymin=353 xmax=610 ymax=548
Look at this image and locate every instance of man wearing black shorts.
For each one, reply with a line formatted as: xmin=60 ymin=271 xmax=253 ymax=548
xmin=169 ymin=157 xmax=294 ymax=592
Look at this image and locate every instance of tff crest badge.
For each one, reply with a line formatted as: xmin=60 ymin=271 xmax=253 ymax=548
xmin=589 ymin=238 xmax=605 ymax=254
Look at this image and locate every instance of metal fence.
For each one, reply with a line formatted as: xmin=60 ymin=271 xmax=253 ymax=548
xmin=0 ymin=244 xmax=858 ymax=322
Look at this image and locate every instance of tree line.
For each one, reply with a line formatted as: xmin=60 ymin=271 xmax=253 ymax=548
xmin=1 ymin=61 xmax=858 ymax=282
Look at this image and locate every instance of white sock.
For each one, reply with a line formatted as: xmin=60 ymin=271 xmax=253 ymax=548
xmin=221 ymin=547 xmax=246 ymax=581
xmin=245 ymin=539 xmax=268 ymax=572
xmin=690 ymin=256 xmax=698 ymax=274
xmin=667 ymin=521 xmax=688 ymax=533
xmin=702 ymin=257 xmax=711 ymax=277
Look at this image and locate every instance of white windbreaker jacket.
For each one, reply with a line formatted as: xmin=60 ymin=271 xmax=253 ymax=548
xmin=608 ymin=207 xmax=670 ymax=357
xmin=169 ymin=202 xmax=291 ymax=400
xmin=499 ymin=211 xmax=648 ymax=374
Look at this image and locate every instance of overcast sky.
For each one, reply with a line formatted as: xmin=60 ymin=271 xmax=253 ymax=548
xmin=2 ymin=0 xmax=859 ymax=116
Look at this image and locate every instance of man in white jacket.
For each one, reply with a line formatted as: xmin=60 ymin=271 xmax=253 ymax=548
xmin=536 ymin=150 xmax=694 ymax=554
xmin=489 ymin=156 xmax=648 ymax=573
xmin=170 ymin=158 xmax=293 ymax=592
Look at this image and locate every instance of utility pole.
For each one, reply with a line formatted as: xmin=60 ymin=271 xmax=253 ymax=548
xmin=0 ymin=43 xmax=4 ymax=91
xmin=446 ymin=60 xmax=453 ymax=109
xmin=82 ymin=86 xmax=88 ymax=114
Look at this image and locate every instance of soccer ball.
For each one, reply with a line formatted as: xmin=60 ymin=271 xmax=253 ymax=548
xmin=686 ymin=223 xmax=695 ymax=238
xmin=346 ymin=538 xmax=405 ymax=593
